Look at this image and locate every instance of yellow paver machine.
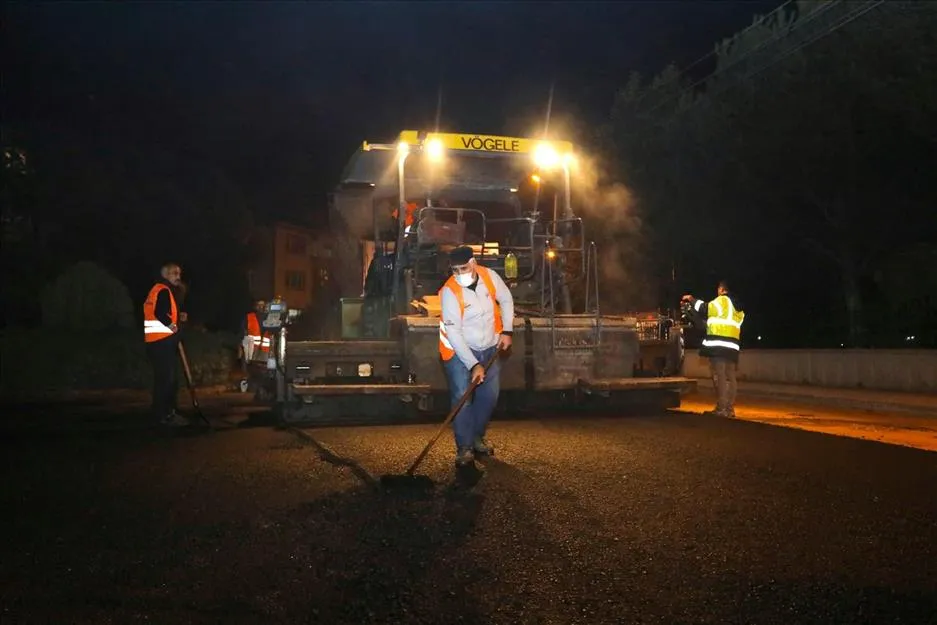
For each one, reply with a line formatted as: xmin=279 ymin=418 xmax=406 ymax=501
xmin=257 ymin=130 xmax=694 ymax=423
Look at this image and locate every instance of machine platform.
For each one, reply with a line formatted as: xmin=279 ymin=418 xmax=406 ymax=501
xmin=291 ymin=383 xmax=432 ymax=396
xmin=578 ymin=377 xmax=697 ymax=393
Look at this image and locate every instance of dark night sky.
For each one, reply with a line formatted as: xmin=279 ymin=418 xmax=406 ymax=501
xmin=6 ymin=1 xmax=782 ymax=222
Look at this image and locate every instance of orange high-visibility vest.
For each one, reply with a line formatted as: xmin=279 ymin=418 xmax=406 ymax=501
xmin=143 ymin=283 xmax=178 ymax=343
xmin=245 ymin=312 xmax=271 ymax=352
xmin=391 ymin=202 xmax=417 ymax=227
xmin=438 ymin=266 xmax=503 ymax=361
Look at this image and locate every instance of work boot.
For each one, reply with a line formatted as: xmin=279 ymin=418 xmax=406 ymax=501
xmin=161 ymin=411 xmax=189 ymax=427
xmin=455 ymin=447 xmax=475 ymax=467
xmin=473 ymin=437 xmax=495 ymax=456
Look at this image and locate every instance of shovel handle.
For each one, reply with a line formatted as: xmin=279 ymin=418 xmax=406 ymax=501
xmin=177 ymin=342 xmax=194 ymax=386
xmin=405 ymin=348 xmax=501 ymax=475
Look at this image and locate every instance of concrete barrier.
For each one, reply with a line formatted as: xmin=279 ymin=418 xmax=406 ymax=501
xmin=684 ymin=349 xmax=937 ymax=393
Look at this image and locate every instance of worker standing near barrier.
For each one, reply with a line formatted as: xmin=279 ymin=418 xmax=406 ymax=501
xmin=240 ymin=300 xmax=270 ymax=390
xmin=439 ymin=246 xmax=514 ymax=466
xmin=682 ymin=280 xmax=745 ymax=417
xmin=143 ymin=262 xmax=189 ymax=427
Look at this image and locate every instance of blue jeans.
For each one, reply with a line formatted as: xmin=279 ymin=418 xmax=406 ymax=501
xmin=443 ymin=345 xmax=501 ymax=450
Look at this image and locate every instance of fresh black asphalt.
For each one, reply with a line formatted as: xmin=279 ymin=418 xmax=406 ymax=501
xmin=2 ymin=402 xmax=935 ymax=624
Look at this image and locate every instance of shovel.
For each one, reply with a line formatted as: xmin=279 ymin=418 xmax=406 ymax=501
xmin=379 ymin=349 xmax=500 ymax=492
xmin=177 ymin=341 xmax=212 ymax=430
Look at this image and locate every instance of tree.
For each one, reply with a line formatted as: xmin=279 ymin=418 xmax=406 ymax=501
xmin=607 ymin=0 xmax=937 ymax=346
xmin=40 ymin=261 xmax=135 ymax=331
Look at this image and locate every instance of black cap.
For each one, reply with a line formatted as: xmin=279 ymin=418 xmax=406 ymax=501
xmin=449 ymin=246 xmax=474 ymax=265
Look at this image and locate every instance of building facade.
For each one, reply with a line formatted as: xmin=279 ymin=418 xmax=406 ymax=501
xmin=246 ymin=221 xmax=333 ymax=312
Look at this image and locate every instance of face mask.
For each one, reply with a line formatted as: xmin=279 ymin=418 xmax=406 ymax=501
xmin=455 ymin=272 xmax=475 ymax=287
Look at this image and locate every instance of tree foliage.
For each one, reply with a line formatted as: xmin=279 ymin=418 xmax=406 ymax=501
xmin=2 ymin=122 xmax=258 ymax=331
xmin=40 ymin=261 xmax=136 ymax=331
xmin=607 ymin=0 xmax=937 ymax=347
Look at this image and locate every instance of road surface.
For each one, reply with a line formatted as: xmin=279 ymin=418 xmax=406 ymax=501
xmin=682 ymin=391 xmax=937 ymax=453
xmin=1 ymin=398 xmax=935 ymax=624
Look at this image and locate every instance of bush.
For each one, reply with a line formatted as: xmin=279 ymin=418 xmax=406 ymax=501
xmin=0 ymin=327 xmax=238 ymax=400
xmin=40 ymin=261 xmax=135 ymax=331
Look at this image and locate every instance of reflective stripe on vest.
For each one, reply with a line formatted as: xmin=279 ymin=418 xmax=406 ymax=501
xmin=143 ymin=283 xmax=178 ymax=343
xmin=704 ymin=295 xmax=744 ymax=350
xmin=246 ymin=312 xmax=270 ymax=352
xmin=438 ymin=266 xmax=503 ymax=361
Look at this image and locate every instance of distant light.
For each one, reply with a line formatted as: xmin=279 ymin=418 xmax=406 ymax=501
xmin=757 ymin=335 xmax=762 ymax=341
xmin=545 ymin=248 xmax=557 ymax=260
xmin=530 ymin=174 xmax=541 ymax=184
xmin=840 ymin=343 xmax=845 ymax=347
xmin=397 ymin=141 xmax=409 ymax=154
xmin=509 ymin=187 xmax=518 ymax=193
xmin=425 ymin=138 xmax=444 ymax=162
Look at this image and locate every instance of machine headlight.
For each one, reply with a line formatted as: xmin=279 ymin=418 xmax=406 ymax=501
xmin=533 ymin=143 xmax=560 ymax=169
xmin=425 ymin=138 xmax=445 ymax=162
xmin=358 ymin=363 xmax=373 ymax=377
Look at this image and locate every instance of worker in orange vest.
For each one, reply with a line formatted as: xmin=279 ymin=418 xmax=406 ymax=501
xmin=143 ymin=262 xmax=189 ymax=427
xmin=391 ymin=201 xmax=418 ymax=235
xmin=240 ymin=300 xmax=271 ymax=390
xmin=439 ymin=246 xmax=514 ymax=467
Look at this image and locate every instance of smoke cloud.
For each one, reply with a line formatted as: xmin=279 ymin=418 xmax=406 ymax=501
xmin=550 ymin=124 xmax=655 ymax=313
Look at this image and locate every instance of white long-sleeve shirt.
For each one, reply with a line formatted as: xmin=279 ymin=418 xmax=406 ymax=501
xmin=440 ymin=268 xmax=514 ymax=370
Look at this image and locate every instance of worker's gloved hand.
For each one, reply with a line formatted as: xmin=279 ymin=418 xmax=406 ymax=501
xmin=471 ymin=363 xmax=485 ymax=385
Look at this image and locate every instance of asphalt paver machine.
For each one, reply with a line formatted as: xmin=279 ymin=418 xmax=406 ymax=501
xmin=258 ymin=130 xmax=693 ymax=423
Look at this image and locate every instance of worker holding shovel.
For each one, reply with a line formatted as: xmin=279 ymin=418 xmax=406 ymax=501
xmin=142 ymin=262 xmax=189 ymax=427
xmin=439 ymin=246 xmax=514 ymax=467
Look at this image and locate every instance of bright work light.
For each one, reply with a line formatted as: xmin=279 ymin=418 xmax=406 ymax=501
xmin=533 ymin=142 xmax=559 ymax=169
xmin=425 ymin=137 xmax=445 ymax=162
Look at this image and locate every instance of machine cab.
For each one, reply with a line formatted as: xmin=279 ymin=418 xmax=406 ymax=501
xmin=328 ymin=130 xmax=587 ymax=338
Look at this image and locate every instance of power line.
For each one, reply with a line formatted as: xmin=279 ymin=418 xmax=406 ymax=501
xmin=689 ymin=0 xmax=884 ymax=112
xmin=643 ymin=0 xmax=884 ymax=123
xmin=622 ymin=0 xmax=798 ymax=112
xmin=639 ymin=0 xmax=847 ymax=119
xmin=686 ymin=0 xmax=842 ymax=95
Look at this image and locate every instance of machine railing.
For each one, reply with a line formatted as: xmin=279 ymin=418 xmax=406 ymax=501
xmin=412 ymin=206 xmax=487 ymax=290
xmin=485 ymin=217 xmax=537 ymax=280
xmin=540 ymin=239 xmax=603 ymax=351
xmin=414 ymin=206 xmax=487 ymax=247
xmin=535 ymin=217 xmax=587 ymax=276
